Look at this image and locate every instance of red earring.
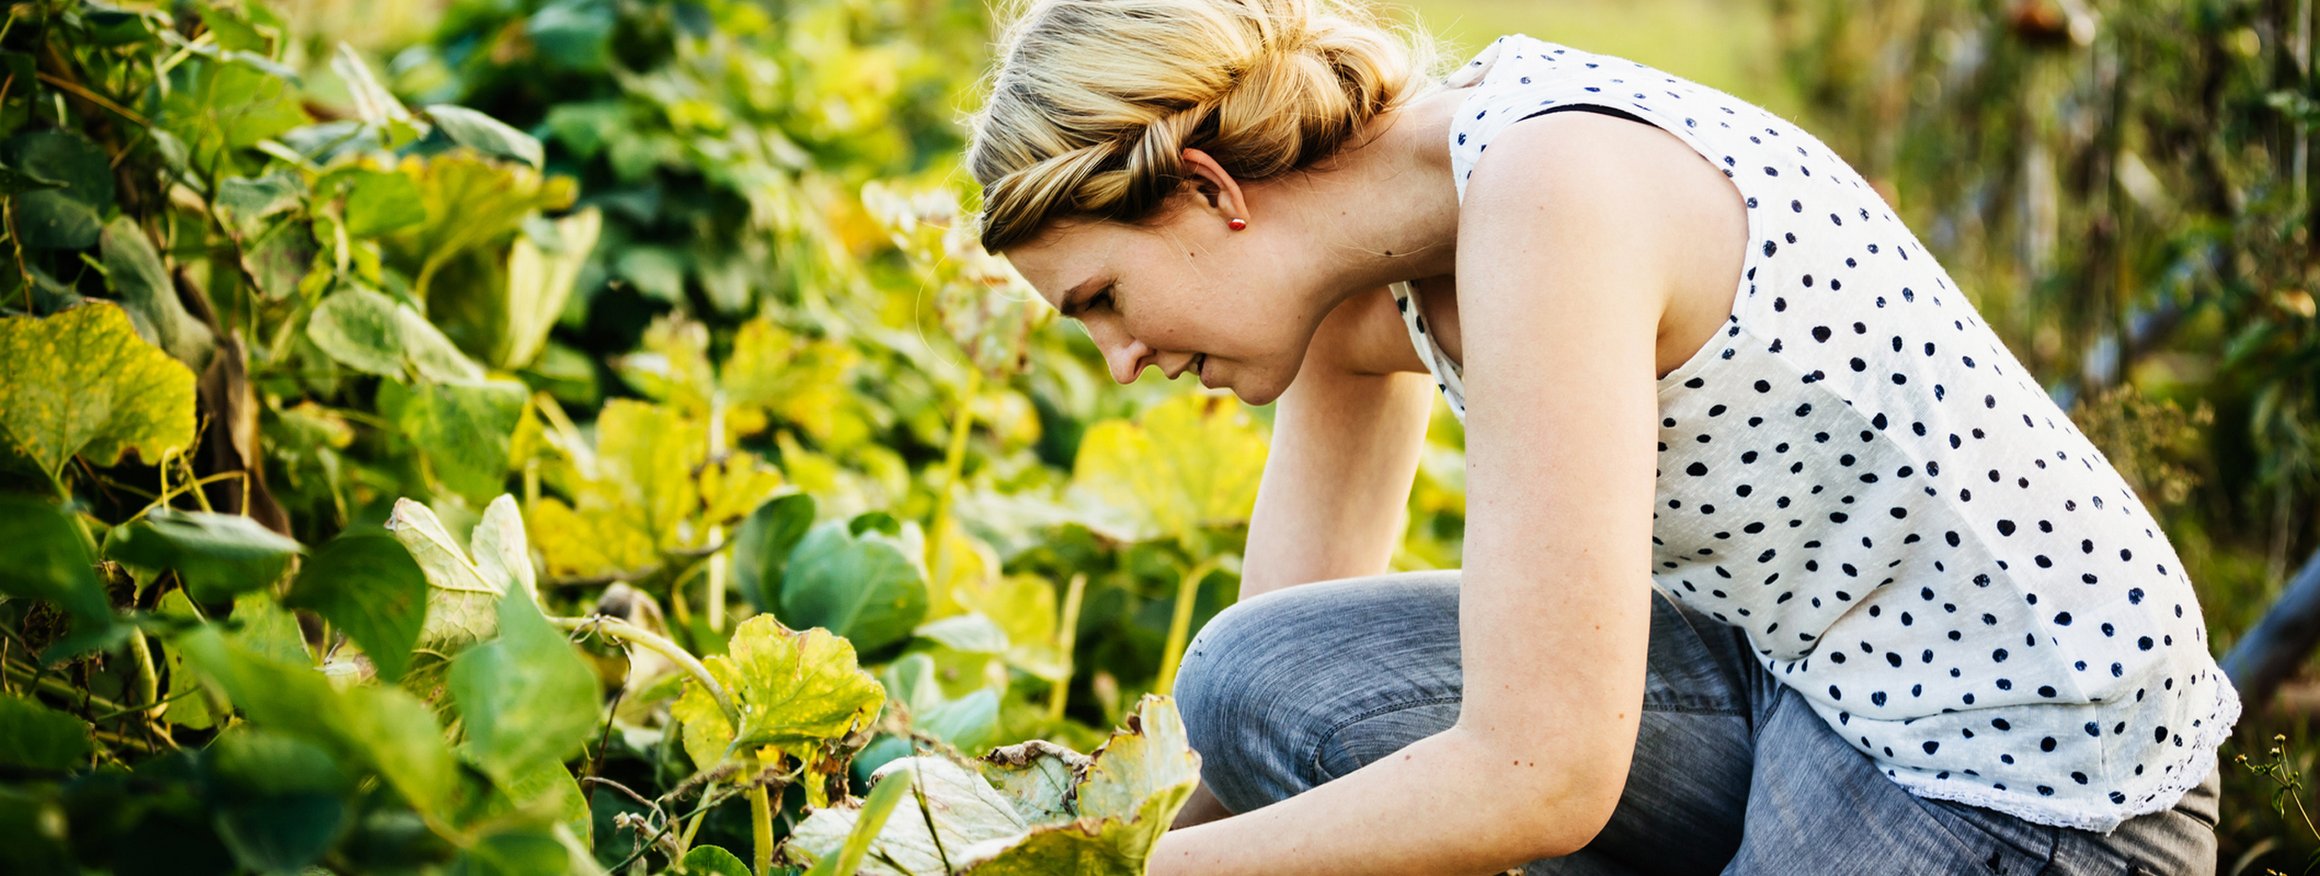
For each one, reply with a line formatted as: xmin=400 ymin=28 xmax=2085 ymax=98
xmin=1228 ymin=217 xmax=1248 ymax=231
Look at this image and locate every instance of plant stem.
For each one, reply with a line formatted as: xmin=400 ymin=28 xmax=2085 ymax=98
xmin=1 ymin=661 xmax=131 ymax=715
xmin=926 ymin=367 xmax=982 ymax=584
xmin=707 ymin=391 xmax=730 ymax=632
xmin=549 ymin=615 xmax=737 ymax=728
xmin=1155 ymin=559 xmax=1222 ymax=694
xmin=126 ymin=626 xmax=160 ymax=718
xmin=749 ymin=782 xmax=774 ymax=876
xmin=1047 ymin=572 xmax=1086 ymax=725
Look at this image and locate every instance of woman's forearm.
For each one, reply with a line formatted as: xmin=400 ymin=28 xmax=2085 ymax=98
xmin=1150 ymin=725 xmax=1615 ymax=875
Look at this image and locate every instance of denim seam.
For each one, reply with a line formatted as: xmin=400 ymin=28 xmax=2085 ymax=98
xmin=1306 ymin=694 xmax=1466 ymax=782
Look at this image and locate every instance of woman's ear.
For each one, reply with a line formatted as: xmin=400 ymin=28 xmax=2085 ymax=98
xmin=1180 ymin=147 xmax=1250 ymax=225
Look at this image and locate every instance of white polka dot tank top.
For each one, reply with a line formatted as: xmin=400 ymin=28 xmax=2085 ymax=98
xmin=1394 ymin=34 xmax=2241 ymax=832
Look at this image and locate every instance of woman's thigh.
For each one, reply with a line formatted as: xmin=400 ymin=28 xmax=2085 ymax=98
xmin=1172 ymin=570 xmax=1772 ymax=874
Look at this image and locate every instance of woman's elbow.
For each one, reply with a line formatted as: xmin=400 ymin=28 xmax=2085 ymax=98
xmin=1496 ymin=745 xmax=1630 ymax=861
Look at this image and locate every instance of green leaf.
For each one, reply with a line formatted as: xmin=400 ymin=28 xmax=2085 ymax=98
xmin=1068 ymin=392 xmax=1268 ymax=543
xmin=451 ymin=823 xmax=604 ymax=876
xmin=205 ymin=729 xmax=354 ymax=874
xmin=213 ymin=173 xmax=303 ymax=238
xmin=0 ymin=131 xmax=112 ymax=249
xmin=330 ymin=43 xmax=418 ymax=147
xmin=383 ymin=497 xmax=508 ymax=655
xmin=158 ymin=53 xmax=309 ymax=176
xmin=0 ymin=157 xmax=65 ymax=195
xmin=175 ymin=627 xmax=461 ymax=816
xmin=285 ymin=529 xmax=427 ymax=682
xmin=882 ymin=652 xmax=1000 ymax=750
xmin=195 ymin=2 xmax=272 ymax=53
xmin=227 ymin=589 xmax=311 ymax=665
xmin=426 ymin=105 xmax=545 ymax=169
xmin=670 ymin=616 xmax=885 ymax=773
xmin=733 ymin=492 xmax=816 ymax=611
xmin=468 ymin=494 xmax=539 ymax=599
xmin=613 ymin=245 xmax=687 ymax=303
xmin=344 ymin=169 xmax=427 ymax=237
xmin=157 ymin=591 xmax=215 ymax=730
xmin=108 ymin=509 xmax=302 ymax=601
xmin=395 ymin=379 xmax=527 ymax=503
xmin=306 ymin=286 xmax=487 ymax=382
xmin=779 ymin=521 xmax=928 ymax=653
xmin=0 ymin=495 xmax=110 ymax=627
xmin=497 ymin=207 xmax=600 ymax=368
xmin=101 ymin=217 xmax=216 ymax=369
xmin=448 ymin=584 xmax=598 ymax=779
xmin=0 ymin=694 xmax=93 ymax=770
xmin=0 ymin=302 xmax=197 ymax=478
xmin=680 ymin=845 xmax=753 ymax=876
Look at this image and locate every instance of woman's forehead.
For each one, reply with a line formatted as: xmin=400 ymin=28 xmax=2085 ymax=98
xmin=1004 ymin=221 xmax=1127 ymax=304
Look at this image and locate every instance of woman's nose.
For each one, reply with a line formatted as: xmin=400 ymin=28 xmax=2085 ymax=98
xmin=1083 ymin=316 xmax=1152 ymax=384
xmin=1102 ymin=335 xmax=1154 ymax=385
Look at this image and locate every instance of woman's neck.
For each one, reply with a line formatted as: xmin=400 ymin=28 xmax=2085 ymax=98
xmin=1255 ymin=85 xmax=1470 ymax=309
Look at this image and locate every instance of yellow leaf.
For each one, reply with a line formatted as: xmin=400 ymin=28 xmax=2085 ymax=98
xmin=0 ymin=302 xmax=196 ymax=478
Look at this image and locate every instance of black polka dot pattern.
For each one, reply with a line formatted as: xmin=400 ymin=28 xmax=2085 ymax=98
xmin=1393 ymin=33 xmax=2242 ymax=834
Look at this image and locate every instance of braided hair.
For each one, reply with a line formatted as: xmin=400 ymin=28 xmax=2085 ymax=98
xmin=967 ymin=0 xmax=1439 ymax=252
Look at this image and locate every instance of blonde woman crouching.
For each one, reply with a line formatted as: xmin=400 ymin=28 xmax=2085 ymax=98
xmin=964 ymin=0 xmax=2239 ymax=872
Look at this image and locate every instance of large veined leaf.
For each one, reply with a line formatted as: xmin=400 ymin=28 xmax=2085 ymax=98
xmin=800 ymin=770 xmax=916 ymax=876
xmin=779 ymin=521 xmax=929 ymax=653
xmin=0 ymin=302 xmax=196 ymax=478
xmin=786 ymin=757 xmax=1031 ymax=874
xmin=175 ymin=626 xmax=461 ymax=817
xmin=0 ymin=130 xmax=111 ymax=249
xmin=389 ymin=378 xmax=527 ymax=503
xmin=306 ymin=285 xmax=490 ymax=384
xmin=100 ymin=217 xmax=215 ymax=369
xmin=0 ymin=494 xmax=111 ymax=628
xmin=107 ymin=509 xmax=303 ymax=601
xmin=670 ymin=616 xmax=884 ymax=778
xmin=977 ymin=741 xmax=1089 ymax=826
xmin=526 ymin=399 xmax=782 ymax=579
xmin=426 ymin=105 xmax=545 ymax=169
xmin=497 ymin=207 xmax=600 ymax=369
xmin=385 ymin=496 xmax=535 ymax=656
xmin=157 ymin=49 xmax=309 ymax=176
xmin=205 ymin=729 xmax=356 ymax=874
xmin=784 ymin=696 xmax=1199 ymax=875
xmin=0 ymin=694 xmax=93 ymax=770
xmin=447 ymin=583 xmax=598 ymax=780
xmin=879 ymin=652 xmax=1001 ymax=751
xmin=285 ymin=529 xmax=427 ymax=682
xmin=1067 ymin=392 xmax=1268 ymax=544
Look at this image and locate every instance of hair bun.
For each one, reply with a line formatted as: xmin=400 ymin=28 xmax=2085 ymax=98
xmin=967 ymin=0 xmax=1438 ymax=252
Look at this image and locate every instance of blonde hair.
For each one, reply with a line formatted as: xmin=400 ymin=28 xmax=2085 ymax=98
xmin=966 ymin=0 xmax=1440 ymax=252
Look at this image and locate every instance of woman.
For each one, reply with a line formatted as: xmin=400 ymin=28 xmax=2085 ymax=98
xmin=965 ymin=0 xmax=2241 ymax=872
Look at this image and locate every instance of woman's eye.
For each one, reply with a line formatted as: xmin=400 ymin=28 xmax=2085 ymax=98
xmin=1089 ymin=286 xmax=1115 ymax=311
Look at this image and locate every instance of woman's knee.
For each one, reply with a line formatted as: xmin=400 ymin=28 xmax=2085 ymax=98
xmin=1173 ymin=574 xmax=1464 ymax=810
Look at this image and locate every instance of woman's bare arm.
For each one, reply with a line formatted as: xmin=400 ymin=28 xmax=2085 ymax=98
xmin=1238 ymin=286 xmax=1438 ymax=600
xmin=1151 ymin=110 xmax=1703 ymax=874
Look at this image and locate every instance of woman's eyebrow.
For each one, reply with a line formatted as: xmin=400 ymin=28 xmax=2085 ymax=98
xmin=1059 ymin=276 xmax=1100 ymax=317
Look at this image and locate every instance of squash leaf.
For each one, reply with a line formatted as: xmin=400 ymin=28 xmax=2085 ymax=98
xmin=0 ymin=302 xmax=196 ymax=478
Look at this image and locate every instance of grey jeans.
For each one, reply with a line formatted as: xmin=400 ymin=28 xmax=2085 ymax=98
xmin=1174 ymin=571 xmax=2221 ymax=875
